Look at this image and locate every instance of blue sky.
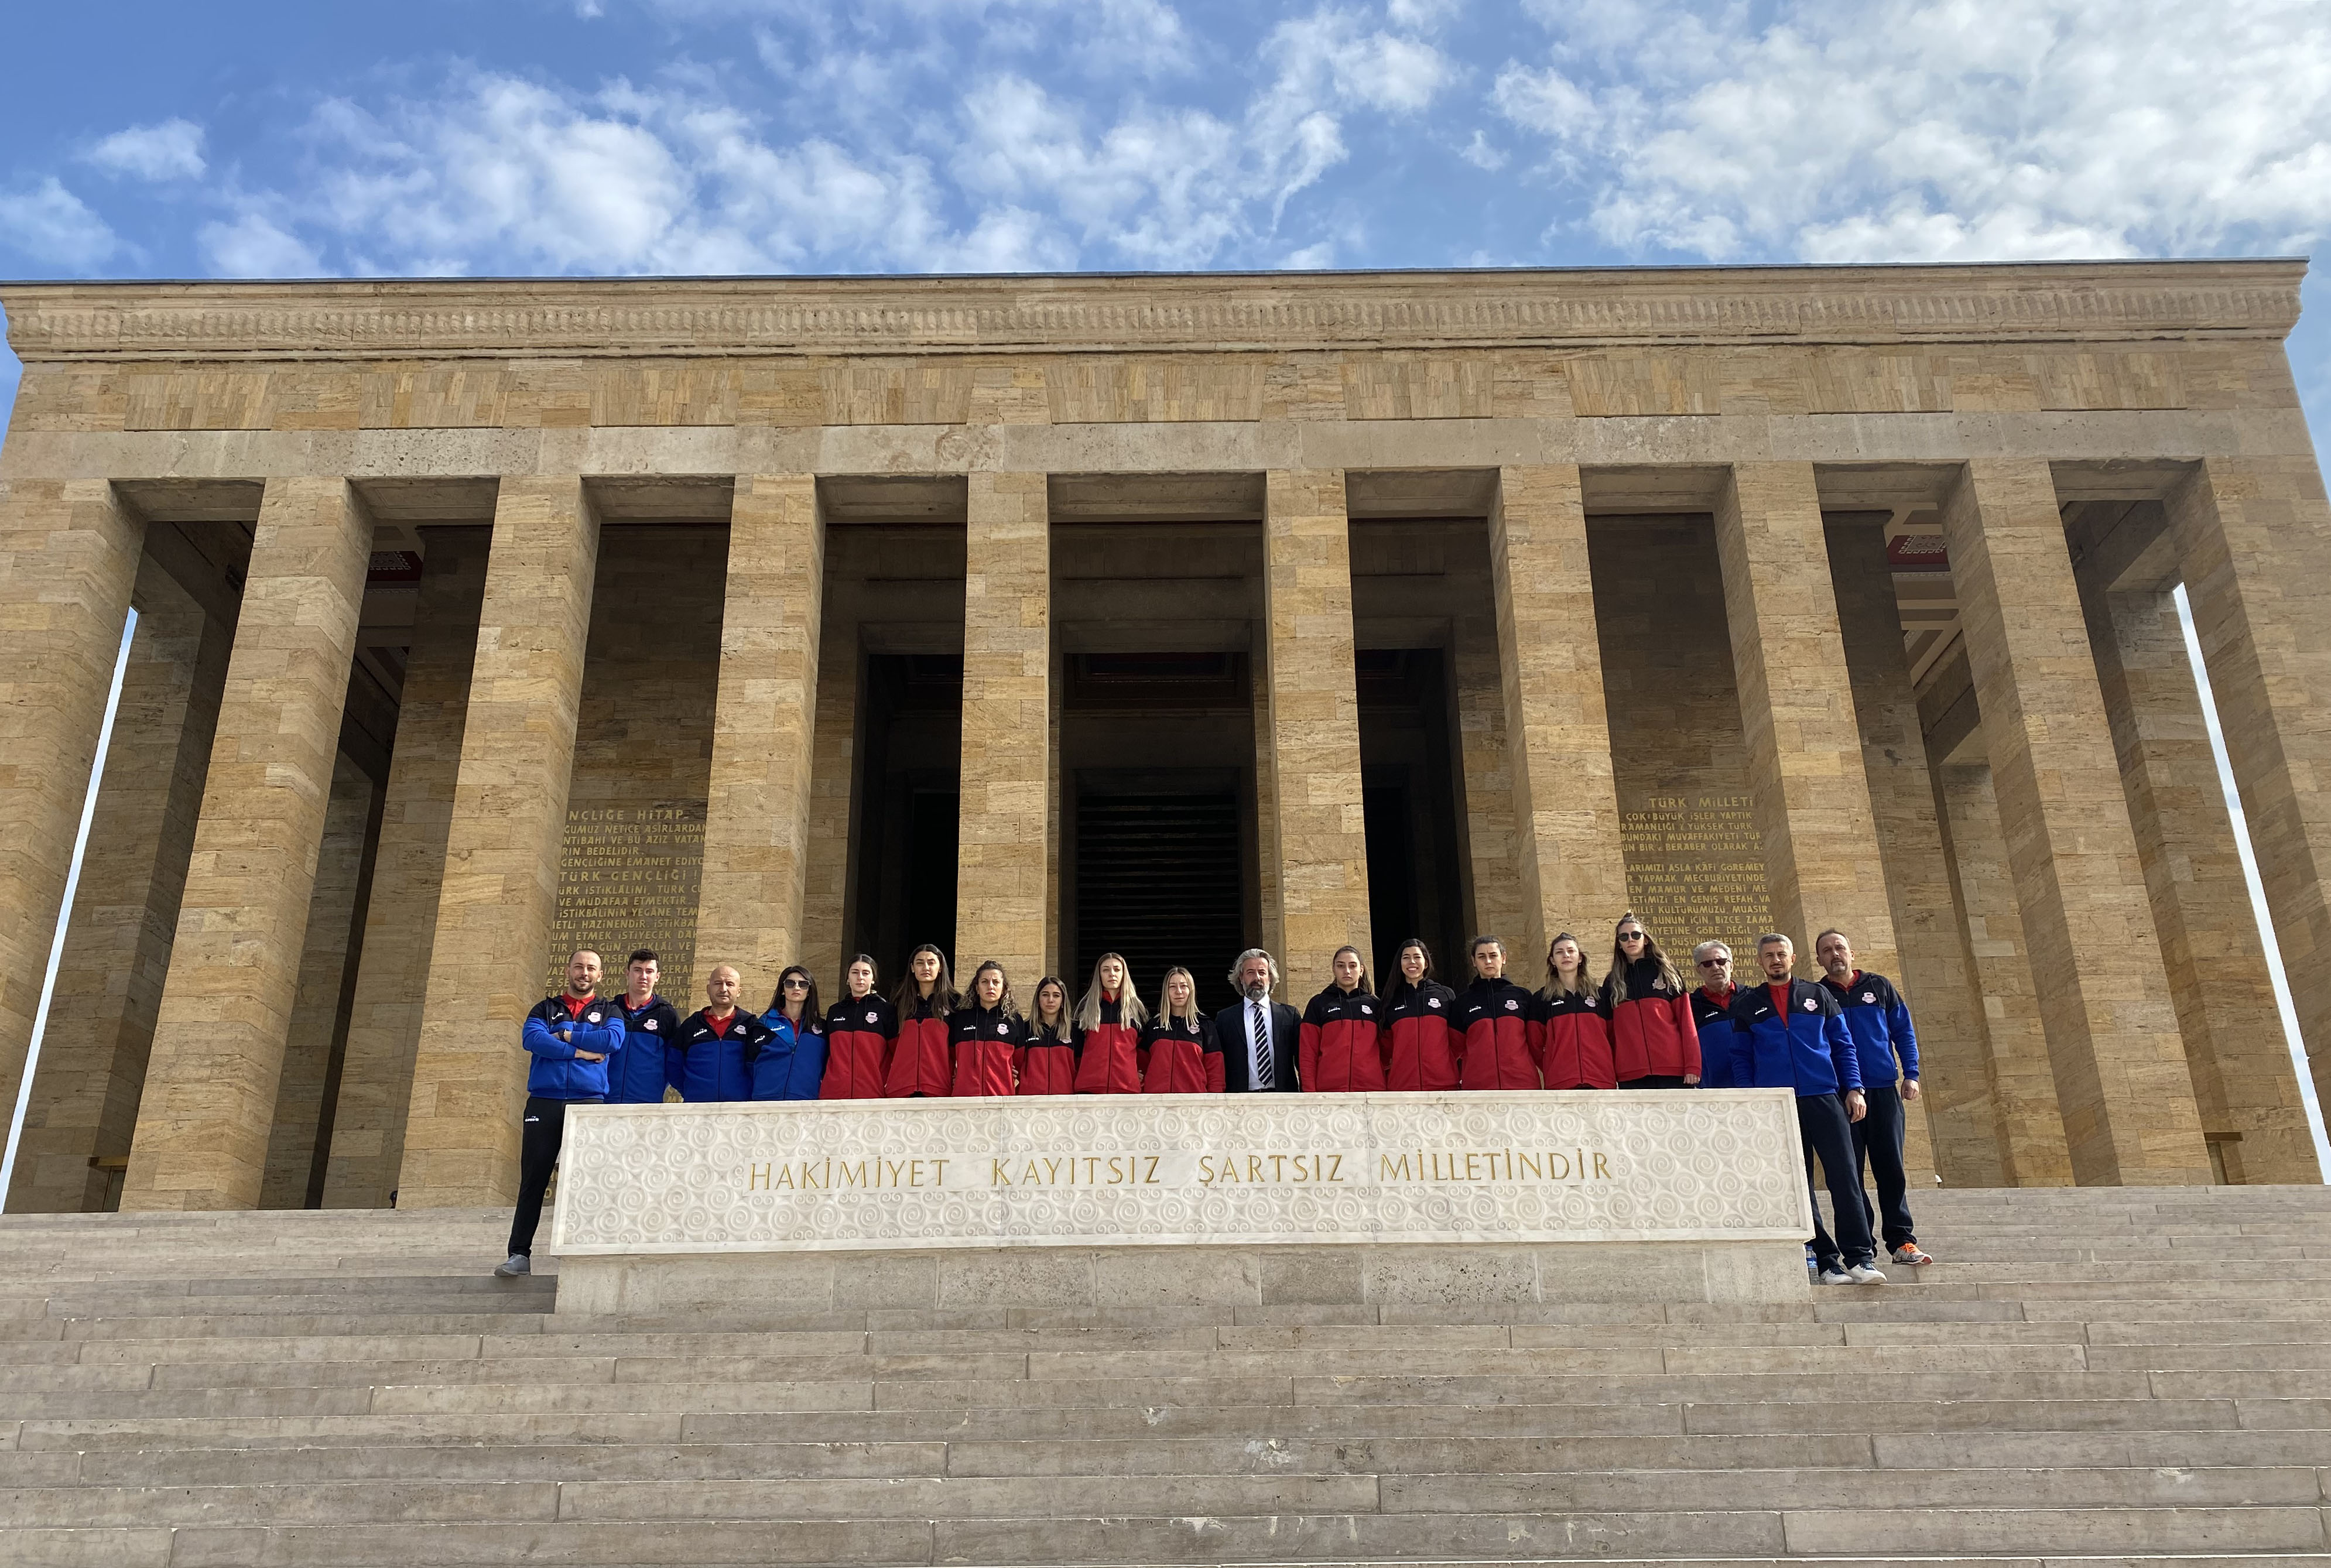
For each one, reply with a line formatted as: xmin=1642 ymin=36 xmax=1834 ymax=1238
xmin=0 ymin=0 xmax=2328 ymax=447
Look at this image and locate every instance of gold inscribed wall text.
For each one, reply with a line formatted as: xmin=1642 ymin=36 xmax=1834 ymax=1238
xmin=547 ymin=802 xmax=706 ymax=990
xmin=1618 ymin=793 xmax=1770 ymax=960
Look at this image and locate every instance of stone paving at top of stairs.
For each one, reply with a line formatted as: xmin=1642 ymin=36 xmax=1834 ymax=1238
xmin=5 ymin=1186 xmax=2331 ymax=1566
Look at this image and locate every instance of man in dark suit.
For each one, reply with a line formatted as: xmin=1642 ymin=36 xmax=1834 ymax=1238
xmin=1216 ymin=949 xmax=1301 ymax=1092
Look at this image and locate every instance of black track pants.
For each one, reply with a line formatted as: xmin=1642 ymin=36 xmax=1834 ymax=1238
xmin=506 ymin=1095 xmax=595 ymax=1258
xmin=1798 ymin=1091 xmax=1877 ymax=1270
xmin=1851 ymin=1083 xmax=1919 ymax=1251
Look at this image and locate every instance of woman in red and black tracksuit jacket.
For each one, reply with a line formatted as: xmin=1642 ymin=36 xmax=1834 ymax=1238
xmin=1537 ymin=932 xmax=1617 ymax=1090
xmin=820 ymin=953 xmax=896 ymax=1099
xmin=884 ymin=943 xmax=960 ymax=1098
xmin=1599 ymin=912 xmax=1701 ymax=1088
xmin=1142 ymin=966 xmax=1223 ymax=1092
xmin=949 ymin=960 xmax=1026 ymax=1097
xmin=1456 ymin=936 xmax=1541 ymax=1089
xmin=1382 ymin=937 xmax=1459 ymax=1091
xmin=1302 ymin=944 xmax=1387 ymax=1091
xmin=1019 ymin=976 xmax=1078 ymax=1095
xmin=1072 ymin=952 xmax=1147 ymax=1094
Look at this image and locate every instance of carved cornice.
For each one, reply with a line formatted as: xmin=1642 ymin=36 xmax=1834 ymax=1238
xmin=0 ymin=261 xmax=2305 ymax=363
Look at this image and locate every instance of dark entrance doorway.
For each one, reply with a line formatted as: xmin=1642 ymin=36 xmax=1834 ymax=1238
xmin=848 ymin=653 xmax=962 ymax=979
xmin=1074 ymin=772 xmax=1245 ymax=1014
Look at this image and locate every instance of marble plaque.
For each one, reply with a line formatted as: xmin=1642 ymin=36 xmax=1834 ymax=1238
xmin=549 ymin=1090 xmax=1812 ymax=1254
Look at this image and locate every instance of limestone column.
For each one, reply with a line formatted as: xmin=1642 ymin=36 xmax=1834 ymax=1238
xmin=120 ymin=478 xmax=373 ymax=1211
xmin=257 ymin=752 xmax=376 ymax=1208
xmin=396 ymin=478 xmax=598 ymax=1210
xmin=693 ymin=475 xmax=824 ymax=1001
xmin=1488 ymin=464 xmax=1630 ymax=968
xmin=2081 ymin=576 xmax=2318 ymax=1183
xmin=1932 ymin=762 xmax=2076 ymax=1185
xmin=1825 ymin=516 xmax=1990 ymax=1186
xmin=0 ymin=479 xmax=143 ymax=1151
xmin=7 ymin=560 xmax=228 ymax=1212
xmin=1939 ymin=460 xmax=2209 ymax=1185
xmin=798 ymin=614 xmax=860 ymax=998
xmin=1251 ymin=646 xmax=1285 ymax=961
xmin=954 ymin=472 xmax=1050 ymax=985
xmin=321 ymin=539 xmax=485 ymax=1208
xmin=2166 ymin=455 xmax=2331 ymax=1117
xmin=1712 ymin=465 xmax=1904 ymax=991
xmin=1262 ymin=470 xmax=1371 ymax=1001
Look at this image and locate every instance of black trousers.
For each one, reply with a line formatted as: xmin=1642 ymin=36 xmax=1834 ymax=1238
xmin=1851 ymin=1083 xmax=1919 ymax=1250
xmin=1620 ymin=1074 xmax=1690 ymax=1089
xmin=1798 ymin=1092 xmax=1876 ymax=1269
xmin=507 ymin=1095 xmax=597 ymax=1258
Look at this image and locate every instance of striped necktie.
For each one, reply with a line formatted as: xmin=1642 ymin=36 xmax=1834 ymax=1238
xmin=1251 ymin=999 xmax=1272 ymax=1089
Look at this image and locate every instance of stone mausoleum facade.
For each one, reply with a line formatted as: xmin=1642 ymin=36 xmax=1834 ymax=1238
xmin=1 ymin=262 xmax=2325 ymax=1217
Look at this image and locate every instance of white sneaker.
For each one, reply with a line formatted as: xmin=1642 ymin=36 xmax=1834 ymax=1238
xmin=494 ymin=1253 xmax=530 ymax=1278
xmin=1846 ymin=1263 xmax=1888 ymax=1285
xmin=1817 ymin=1266 xmax=1853 ymax=1285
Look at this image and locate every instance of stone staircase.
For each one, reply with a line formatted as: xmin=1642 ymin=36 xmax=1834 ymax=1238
xmin=4 ymin=1186 xmax=2331 ymax=1566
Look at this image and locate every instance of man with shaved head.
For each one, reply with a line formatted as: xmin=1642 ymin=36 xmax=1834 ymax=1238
xmin=497 ymin=949 xmax=627 ymax=1278
xmin=673 ymin=963 xmax=776 ymax=1103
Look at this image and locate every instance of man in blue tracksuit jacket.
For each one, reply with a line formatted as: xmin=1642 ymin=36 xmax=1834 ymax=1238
xmin=1728 ymin=933 xmax=1883 ymax=1283
xmin=609 ymin=948 xmax=681 ymax=1105
xmin=1816 ymin=928 xmax=1931 ymax=1266
xmin=673 ymin=964 xmax=776 ymax=1102
xmin=497 ymin=949 xmax=625 ymax=1278
xmin=1688 ymin=940 xmax=1740 ymax=1088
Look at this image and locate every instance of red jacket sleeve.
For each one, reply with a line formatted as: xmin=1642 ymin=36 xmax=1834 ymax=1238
xmin=1526 ymin=1010 xmax=1548 ymax=1071
xmin=1673 ymin=994 xmax=1702 ymax=1078
xmin=1298 ymin=1019 xmax=1322 ymax=1091
xmin=1206 ymin=1050 xmax=1226 ymax=1093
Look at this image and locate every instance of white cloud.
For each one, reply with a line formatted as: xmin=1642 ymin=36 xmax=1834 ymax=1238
xmin=200 ymin=211 xmax=323 ymax=276
xmin=87 ymin=119 xmax=208 ymax=182
xmin=1268 ymin=9 xmax=1454 ymax=116
xmin=1458 ymin=129 xmax=1506 ymax=171
xmin=0 ymin=179 xmax=117 ymax=267
xmin=1495 ymin=0 xmax=2331 ymax=262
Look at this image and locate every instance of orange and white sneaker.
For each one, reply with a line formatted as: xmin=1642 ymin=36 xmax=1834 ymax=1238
xmin=1891 ymin=1243 xmax=1933 ymax=1266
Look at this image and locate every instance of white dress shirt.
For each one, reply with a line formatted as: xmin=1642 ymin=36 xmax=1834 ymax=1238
xmin=1243 ymin=994 xmax=1272 ymax=1088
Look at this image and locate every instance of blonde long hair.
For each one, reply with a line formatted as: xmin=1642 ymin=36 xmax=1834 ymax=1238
xmin=1075 ymin=951 xmax=1149 ymax=1032
xmin=1156 ymin=966 xmax=1200 ymax=1025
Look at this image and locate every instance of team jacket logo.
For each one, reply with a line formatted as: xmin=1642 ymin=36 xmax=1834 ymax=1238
xmin=643 ymin=1019 xmax=658 ymax=1031
xmin=1360 ymin=1004 xmax=1373 ymax=1016
xmin=1426 ymin=998 xmax=1442 ymax=1009
xmin=1505 ymin=999 xmax=1520 ymax=1011
xmin=996 ymin=1023 xmax=1009 ymax=1036
xmin=1861 ymin=991 xmax=1876 ymax=1004
xmin=1802 ymin=998 xmax=1819 ymax=1011
xmin=864 ymin=1011 xmax=878 ymax=1023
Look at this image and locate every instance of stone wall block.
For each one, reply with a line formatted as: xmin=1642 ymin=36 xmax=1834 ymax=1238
xmin=1488 ymin=464 xmax=1630 ymax=966
xmin=1262 ymin=470 xmax=1371 ymax=1000
xmin=694 ymin=474 xmax=824 ymax=1001
xmin=954 ymin=471 xmax=1050 ymax=986
xmin=119 ymin=477 xmax=372 ymax=1210
xmin=0 ymin=478 xmax=143 ymax=1148
xmin=2166 ymin=454 xmax=2331 ymax=1122
xmin=395 ymin=478 xmax=598 ymax=1209
xmin=1942 ymin=460 xmax=2210 ymax=1185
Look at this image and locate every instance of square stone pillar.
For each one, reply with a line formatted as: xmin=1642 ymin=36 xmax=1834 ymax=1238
xmin=954 ymin=472 xmax=1050 ymax=987
xmin=7 ymin=559 xmax=228 ymax=1212
xmin=120 ymin=477 xmax=373 ymax=1211
xmin=259 ymin=751 xmax=376 ymax=1208
xmin=1825 ymin=517 xmax=1989 ymax=1186
xmin=2081 ymin=576 xmax=2319 ymax=1184
xmin=0 ymin=478 xmax=144 ymax=1147
xmin=321 ymin=539 xmax=485 ymax=1208
xmin=1940 ymin=460 xmax=2209 ymax=1185
xmin=693 ymin=475 xmax=826 ymax=1001
xmin=1932 ymin=761 xmax=2076 ymax=1186
xmin=1713 ymin=465 xmax=1905 ymax=1002
xmin=396 ymin=478 xmax=599 ymax=1210
xmin=798 ymin=614 xmax=860 ymax=999
xmin=1488 ymin=465 xmax=1630 ymax=967
xmin=1262 ymin=470 xmax=1371 ymax=1001
xmin=2166 ymin=455 xmax=2331 ymax=1120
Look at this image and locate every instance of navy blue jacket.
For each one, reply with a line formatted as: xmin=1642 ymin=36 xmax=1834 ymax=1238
xmin=608 ymin=993 xmax=681 ymax=1105
xmin=522 ymin=994 xmax=626 ymax=1100
xmin=674 ymin=1008 xmax=776 ymax=1103
xmin=749 ymin=1011 xmax=829 ymax=1101
xmin=1727 ymin=978 xmax=1861 ymax=1098
xmin=1689 ymin=987 xmax=1741 ymax=1090
xmin=1819 ymin=971 xmax=1919 ymax=1090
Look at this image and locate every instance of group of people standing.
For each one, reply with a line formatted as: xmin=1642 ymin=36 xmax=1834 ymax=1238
xmin=494 ymin=913 xmax=1930 ymax=1289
